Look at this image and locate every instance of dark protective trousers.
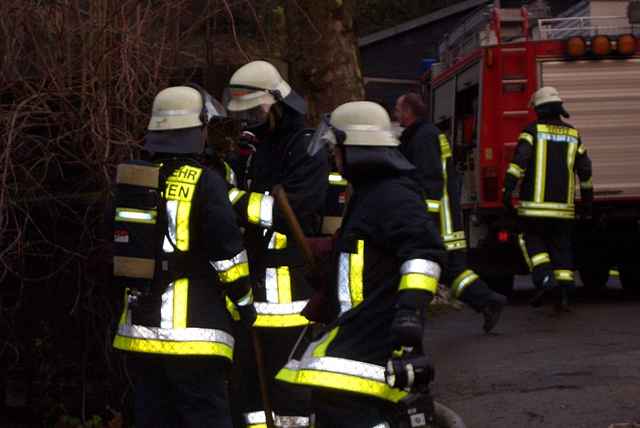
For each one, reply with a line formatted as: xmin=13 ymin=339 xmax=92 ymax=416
xmin=312 ymin=390 xmax=396 ymax=428
xmin=128 ymin=353 xmax=232 ymax=428
xmin=442 ymin=248 xmax=499 ymax=311
xmin=230 ymin=326 xmax=311 ymax=427
xmin=518 ymin=218 xmax=575 ymax=290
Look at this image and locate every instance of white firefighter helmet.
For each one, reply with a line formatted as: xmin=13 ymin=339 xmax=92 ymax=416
xmin=530 ymin=86 xmax=563 ymax=108
xmin=308 ymin=101 xmax=400 ymax=156
xmin=144 ymin=85 xmax=226 ymax=154
xmin=224 ymin=60 xmax=306 ymax=126
xmin=147 ymin=85 xmax=225 ymax=131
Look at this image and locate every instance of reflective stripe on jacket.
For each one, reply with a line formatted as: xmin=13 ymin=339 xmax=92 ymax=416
xmin=506 ymin=121 xmax=592 ymax=220
xmin=113 ymin=162 xmax=251 ymax=358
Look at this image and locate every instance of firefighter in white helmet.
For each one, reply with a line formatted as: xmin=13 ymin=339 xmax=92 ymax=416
xmin=112 ymin=85 xmax=256 ymax=427
xmin=223 ymin=61 xmax=328 ymax=428
xmin=277 ymin=101 xmax=446 ymax=427
xmin=503 ymin=86 xmax=593 ymax=310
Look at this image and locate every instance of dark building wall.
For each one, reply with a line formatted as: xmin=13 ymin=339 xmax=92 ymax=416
xmin=360 ymin=10 xmax=472 ymax=80
xmin=359 ymin=10 xmax=472 ymax=112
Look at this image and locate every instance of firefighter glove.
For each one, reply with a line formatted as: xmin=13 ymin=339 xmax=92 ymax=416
xmin=237 ymin=304 xmax=257 ymax=329
xmin=502 ymin=189 xmax=515 ymax=214
xmin=391 ymin=307 xmax=424 ymax=350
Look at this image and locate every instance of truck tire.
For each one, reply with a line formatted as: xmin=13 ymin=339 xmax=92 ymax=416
xmin=619 ymin=261 xmax=640 ymax=295
xmin=578 ymin=265 xmax=609 ymax=292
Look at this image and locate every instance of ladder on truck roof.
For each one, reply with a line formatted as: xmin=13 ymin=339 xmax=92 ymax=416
xmin=483 ymin=7 xmax=537 ymax=204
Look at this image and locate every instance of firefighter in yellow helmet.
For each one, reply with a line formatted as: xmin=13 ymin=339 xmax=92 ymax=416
xmin=503 ymin=86 xmax=593 ymax=310
xmin=277 ymin=101 xmax=446 ymax=428
xmin=223 ymin=61 xmax=328 ymax=428
xmin=111 ymin=85 xmax=256 ymax=427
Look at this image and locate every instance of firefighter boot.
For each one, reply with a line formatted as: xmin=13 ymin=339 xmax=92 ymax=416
xmin=553 ymin=284 xmax=574 ymax=313
xmin=529 ymin=267 xmax=557 ymax=308
xmin=458 ymin=283 xmax=507 ymax=333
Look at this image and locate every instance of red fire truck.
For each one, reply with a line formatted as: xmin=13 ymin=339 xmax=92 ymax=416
xmin=426 ymin=1 xmax=640 ymax=294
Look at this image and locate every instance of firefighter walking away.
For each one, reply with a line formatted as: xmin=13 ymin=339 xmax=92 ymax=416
xmin=111 ymin=85 xmax=256 ymax=427
xmin=503 ymin=86 xmax=593 ymax=311
xmin=277 ymin=101 xmax=446 ymax=428
xmin=396 ymin=93 xmax=506 ymax=333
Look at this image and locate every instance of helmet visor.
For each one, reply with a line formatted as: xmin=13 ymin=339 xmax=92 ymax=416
xmin=203 ymin=93 xmax=227 ymax=122
xmin=307 ymin=113 xmax=345 ymax=157
xmin=226 ymin=103 xmax=271 ymax=130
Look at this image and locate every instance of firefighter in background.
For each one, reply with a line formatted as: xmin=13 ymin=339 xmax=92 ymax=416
xmin=223 ymin=60 xmax=328 ymax=428
xmin=277 ymin=101 xmax=446 ymax=427
xmin=503 ymin=86 xmax=593 ymax=310
xmin=111 ymin=86 xmax=256 ymax=427
xmin=395 ymin=93 xmax=506 ymax=333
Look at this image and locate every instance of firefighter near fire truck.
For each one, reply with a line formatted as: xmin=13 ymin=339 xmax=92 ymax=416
xmin=223 ymin=60 xmax=329 ymax=428
xmin=503 ymin=86 xmax=593 ymax=310
xmin=396 ymin=93 xmax=506 ymax=333
xmin=111 ymin=85 xmax=256 ymax=427
xmin=278 ymin=101 xmax=446 ymax=428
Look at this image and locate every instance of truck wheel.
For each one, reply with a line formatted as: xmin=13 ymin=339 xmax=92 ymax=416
xmin=578 ymin=266 xmax=609 ymax=292
xmin=485 ymin=274 xmax=514 ymax=298
xmin=619 ymin=261 xmax=640 ymax=295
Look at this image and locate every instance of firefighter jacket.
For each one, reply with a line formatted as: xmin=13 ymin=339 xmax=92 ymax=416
xmin=113 ymin=159 xmax=253 ymax=360
xmin=399 ymin=121 xmax=467 ymax=251
xmin=277 ymin=150 xmax=445 ymax=403
xmin=226 ymin=111 xmax=329 ymax=328
xmin=505 ymin=118 xmax=593 ymax=220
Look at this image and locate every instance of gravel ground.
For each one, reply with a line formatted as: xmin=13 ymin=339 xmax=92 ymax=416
xmin=427 ymin=278 xmax=640 ymax=428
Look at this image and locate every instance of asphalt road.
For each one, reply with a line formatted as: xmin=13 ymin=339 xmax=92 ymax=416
xmin=426 ymin=277 xmax=640 ymax=428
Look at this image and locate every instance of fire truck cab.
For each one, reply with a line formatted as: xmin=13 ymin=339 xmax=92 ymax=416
xmin=425 ymin=0 xmax=640 ymax=294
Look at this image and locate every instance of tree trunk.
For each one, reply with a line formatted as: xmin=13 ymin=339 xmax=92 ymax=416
xmin=285 ymin=0 xmax=365 ymax=123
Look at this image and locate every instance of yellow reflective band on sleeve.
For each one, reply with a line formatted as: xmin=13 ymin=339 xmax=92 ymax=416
xmin=276 ymin=367 xmax=408 ymax=404
xmin=328 ymin=172 xmax=348 ymax=186
xmin=218 ymin=262 xmax=250 ymax=284
xmin=173 ymin=278 xmax=189 ymax=329
xmin=580 ymin=178 xmax=593 ymax=190
xmin=113 ymin=336 xmax=233 ymax=360
xmin=518 ymin=234 xmax=533 ymax=271
xmin=439 ymin=134 xmax=452 ymax=158
xmin=313 ymin=327 xmax=340 ymax=358
xmin=578 ymin=144 xmax=587 ymax=155
xmin=519 ymin=132 xmax=534 ymax=145
xmin=426 ymin=199 xmax=441 ymax=213
xmin=531 ymin=252 xmax=551 ymax=267
xmin=554 ymin=269 xmax=575 ymax=282
xmin=451 ymin=269 xmax=479 ymax=298
xmin=115 ymin=207 xmax=157 ymax=224
xmin=350 ymin=240 xmax=365 ymax=305
xmin=398 ymin=273 xmax=438 ymax=294
xmin=228 ymin=188 xmax=246 ymax=205
xmin=609 ymin=269 xmax=620 ymax=278
xmin=247 ymin=193 xmax=263 ymax=225
xmin=507 ymin=163 xmax=524 ymax=179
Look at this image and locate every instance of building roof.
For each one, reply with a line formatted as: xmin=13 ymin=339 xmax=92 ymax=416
xmin=358 ymin=0 xmax=491 ymax=47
